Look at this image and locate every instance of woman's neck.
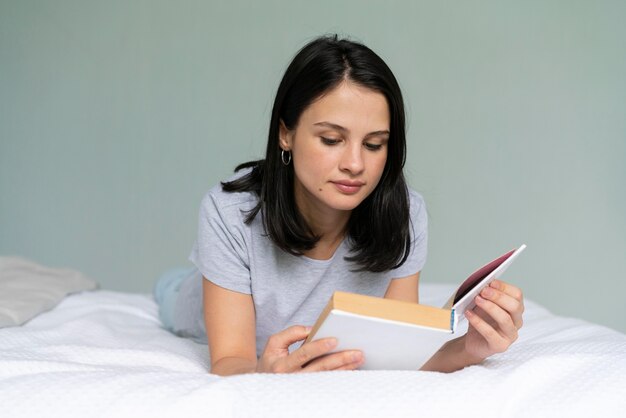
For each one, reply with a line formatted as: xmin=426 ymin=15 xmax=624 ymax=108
xmin=294 ymin=186 xmax=350 ymax=258
xmin=302 ymin=207 xmax=349 ymax=247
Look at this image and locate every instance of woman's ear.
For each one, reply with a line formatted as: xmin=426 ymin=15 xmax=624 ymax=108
xmin=278 ymin=119 xmax=292 ymax=150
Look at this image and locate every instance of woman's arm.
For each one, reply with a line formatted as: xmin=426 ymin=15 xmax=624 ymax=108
xmin=203 ymin=277 xmax=365 ymax=376
xmin=203 ymin=278 xmax=258 ymax=375
xmin=384 ymin=272 xmax=420 ymax=303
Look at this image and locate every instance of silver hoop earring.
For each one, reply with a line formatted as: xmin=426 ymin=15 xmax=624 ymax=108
xmin=281 ymin=149 xmax=292 ymax=165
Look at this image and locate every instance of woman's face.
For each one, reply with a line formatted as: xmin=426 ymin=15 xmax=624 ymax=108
xmin=279 ymin=80 xmax=390 ymax=217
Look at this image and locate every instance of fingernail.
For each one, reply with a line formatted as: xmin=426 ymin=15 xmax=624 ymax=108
xmin=475 ymin=295 xmax=485 ymax=304
xmin=326 ymin=338 xmax=337 ymax=348
xmin=352 ymin=352 xmax=362 ymax=362
xmin=482 ymin=287 xmax=494 ymax=297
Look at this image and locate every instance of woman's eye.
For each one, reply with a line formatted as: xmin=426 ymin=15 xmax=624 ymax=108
xmin=321 ymin=137 xmax=340 ymax=145
xmin=364 ymin=143 xmax=383 ymax=151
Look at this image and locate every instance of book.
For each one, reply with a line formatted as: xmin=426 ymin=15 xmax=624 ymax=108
xmin=304 ymin=244 xmax=527 ymax=370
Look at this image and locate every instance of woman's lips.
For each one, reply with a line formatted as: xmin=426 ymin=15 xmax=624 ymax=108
xmin=332 ymin=181 xmax=364 ymax=194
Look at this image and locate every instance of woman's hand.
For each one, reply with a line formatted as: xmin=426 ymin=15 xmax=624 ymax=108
xmin=256 ymin=325 xmax=364 ymax=373
xmin=462 ymin=279 xmax=525 ymax=361
xmin=421 ymin=279 xmax=524 ymax=373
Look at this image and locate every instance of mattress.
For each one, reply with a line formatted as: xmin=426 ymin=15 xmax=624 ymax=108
xmin=1 ymin=284 xmax=625 ymax=418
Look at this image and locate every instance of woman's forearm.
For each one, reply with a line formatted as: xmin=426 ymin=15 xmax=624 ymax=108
xmin=420 ymin=336 xmax=484 ymax=373
xmin=210 ymin=356 xmax=257 ymax=376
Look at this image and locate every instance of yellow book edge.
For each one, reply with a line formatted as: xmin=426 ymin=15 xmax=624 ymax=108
xmin=305 ymin=291 xmax=452 ymax=344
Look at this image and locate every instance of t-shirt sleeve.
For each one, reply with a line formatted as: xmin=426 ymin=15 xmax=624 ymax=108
xmin=389 ymin=189 xmax=428 ymax=279
xmin=188 ymin=190 xmax=252 ymax=294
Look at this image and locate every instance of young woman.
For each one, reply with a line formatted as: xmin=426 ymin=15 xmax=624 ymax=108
xmin=154 ymin=34 xmax=524 ymax=376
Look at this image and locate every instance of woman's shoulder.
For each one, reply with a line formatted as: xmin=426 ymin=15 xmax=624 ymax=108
xmin=201 ymin=167 xmax=259 ymax=218
xmin=406 ymin=187 xmax=427 ymax=233
xmin=406 ymin=187 xmax=426 ymax=210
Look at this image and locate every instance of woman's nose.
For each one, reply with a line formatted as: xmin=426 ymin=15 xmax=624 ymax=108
xmin=339 ymin=143 xmax=364 ymax=174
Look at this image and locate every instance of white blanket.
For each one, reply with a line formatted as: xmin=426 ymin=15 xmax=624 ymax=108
xmin=1 ymin=285 xmax=625 ymax=418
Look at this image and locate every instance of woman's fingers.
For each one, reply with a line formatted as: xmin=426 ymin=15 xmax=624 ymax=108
xmin=260 ymin=326 xmax=363 ymax=373
xmin=327 ymin=359 xmax=364 ymax=372
xmin=300 ymin=349 xmax=364 ymax=372
xmin=263 ymin=325 xmax=311 ymax=355
xmin=490 ymin=279 xmax=523 ymax=301
xmin=480 ymin=284 xmax=524 ymax=329
xmin=474 ymin=295 xmax=518 ymax=342
xmin=480 ymin=280 xmax=524 ymax=329
xmin=282 ymin=337 xmax=340 ymax=372
xmin=466 ymin=309 xmax=511 ymax=353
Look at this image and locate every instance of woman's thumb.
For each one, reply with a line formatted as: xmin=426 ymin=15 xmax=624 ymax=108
xmin=265 ymin=325 xmax=311 ymax=351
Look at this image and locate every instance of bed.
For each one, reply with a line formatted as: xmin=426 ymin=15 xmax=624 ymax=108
xmin=1 ymin=263 xmax=626 ymax=417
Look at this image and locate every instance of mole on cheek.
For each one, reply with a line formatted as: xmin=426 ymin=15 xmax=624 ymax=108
xmin=318 ymin=188 xmax=323 ymax=192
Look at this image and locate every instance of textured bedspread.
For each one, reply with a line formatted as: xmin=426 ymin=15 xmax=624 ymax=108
xmin=1 ymin=284 xmax=625 ymax=418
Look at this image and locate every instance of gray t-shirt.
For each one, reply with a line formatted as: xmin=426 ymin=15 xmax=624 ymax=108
xmin=184 ymin=169 xmax=428 ymax=357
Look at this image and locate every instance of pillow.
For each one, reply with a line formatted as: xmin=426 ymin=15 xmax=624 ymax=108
xmin=0 ymin=256 xmax=99 ymax=327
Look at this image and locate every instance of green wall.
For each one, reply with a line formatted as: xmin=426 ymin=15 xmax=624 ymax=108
xmin=1 ymin=1 xmax=625 ymax=333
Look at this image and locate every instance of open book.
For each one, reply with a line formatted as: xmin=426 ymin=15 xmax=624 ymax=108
xmin=304 ymin=244 xmax=527 ymax=370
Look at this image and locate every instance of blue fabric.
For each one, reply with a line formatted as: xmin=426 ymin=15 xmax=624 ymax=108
xmin=153 ymin=266 xmax=197 ymax=332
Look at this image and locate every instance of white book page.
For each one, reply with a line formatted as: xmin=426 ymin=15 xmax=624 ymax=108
xmin=311 ymin=310 xmax=455 ymax=370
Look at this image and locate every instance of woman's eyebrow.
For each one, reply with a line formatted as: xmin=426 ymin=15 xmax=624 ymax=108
xmin=313 ymin=121 xmax=390 ymax=138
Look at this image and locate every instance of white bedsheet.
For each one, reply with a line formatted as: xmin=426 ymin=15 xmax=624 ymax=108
xmin=1 ymin=284 xmax=625 ymax=418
